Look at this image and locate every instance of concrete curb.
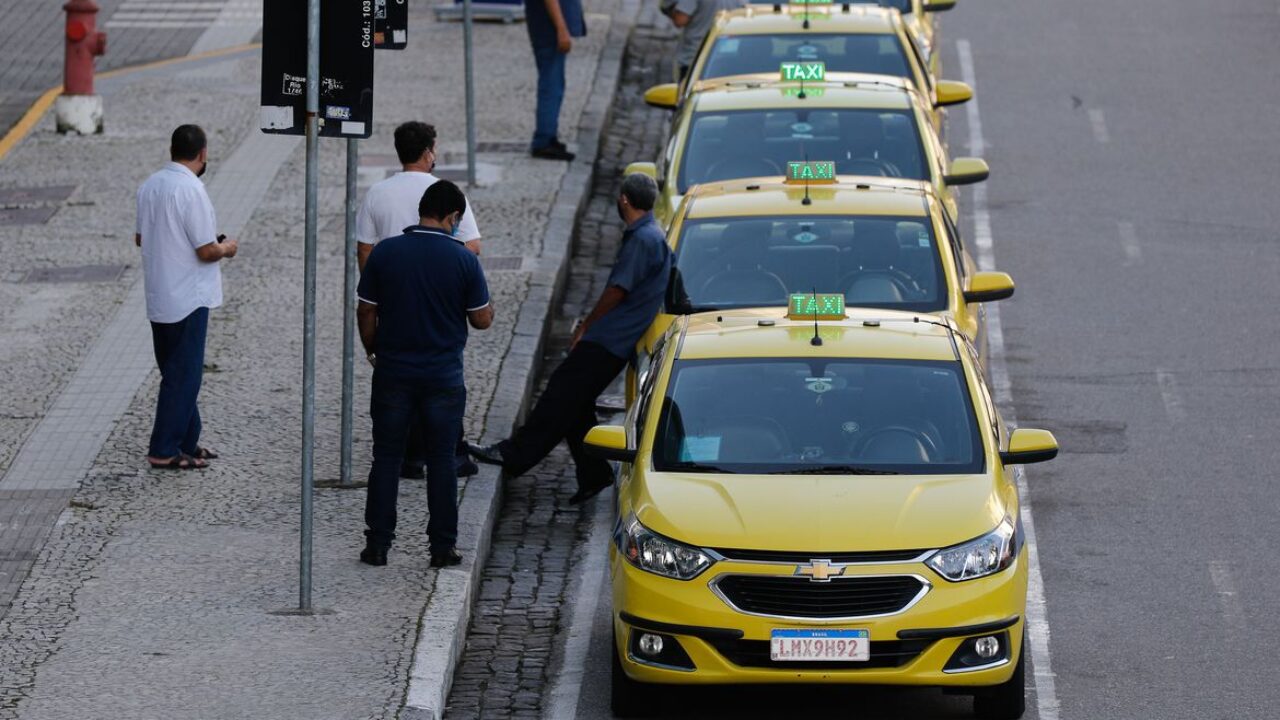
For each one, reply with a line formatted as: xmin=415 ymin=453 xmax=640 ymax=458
xmin=398 ymin=2 xmax=639 ymax=717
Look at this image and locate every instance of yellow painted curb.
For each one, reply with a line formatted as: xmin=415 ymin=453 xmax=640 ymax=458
xmin=0 ymin=42 xmax=261 ymax=166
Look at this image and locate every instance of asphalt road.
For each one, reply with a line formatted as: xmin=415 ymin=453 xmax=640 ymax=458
xmin=553 ymin=0 xmax=1280 ymax=718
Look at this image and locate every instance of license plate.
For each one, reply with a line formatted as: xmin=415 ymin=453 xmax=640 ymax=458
xmin=770 ymin=629 xmax=870 ymax=662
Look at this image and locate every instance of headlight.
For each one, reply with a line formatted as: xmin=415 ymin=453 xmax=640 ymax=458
xmin=926 ymin=518 xmax=1018 ymax=582
xmin=616 ymin=514 xmax=713 ymax=580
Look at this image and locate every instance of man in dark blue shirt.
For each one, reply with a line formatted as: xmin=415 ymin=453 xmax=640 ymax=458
xmin=357 ymin=180 xmax=494 ymax=567
xmin=525 ymin=0 xmax=587 ymax=160
xmin=469 ymin=174 xmax=670 ymax=504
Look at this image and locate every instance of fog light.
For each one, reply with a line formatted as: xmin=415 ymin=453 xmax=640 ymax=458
xmin=637 ymin=633 xmax=664 ymax=656
xmin=974 ymin=635 xmax=1000 ymax=659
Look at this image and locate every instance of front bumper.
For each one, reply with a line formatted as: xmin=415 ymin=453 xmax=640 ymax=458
xmin=611 ymin=546 xmax=1027 ymax=687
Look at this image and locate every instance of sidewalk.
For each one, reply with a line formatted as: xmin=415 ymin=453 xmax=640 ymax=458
xmin=0 ymin=0 xmax=635 ymax=717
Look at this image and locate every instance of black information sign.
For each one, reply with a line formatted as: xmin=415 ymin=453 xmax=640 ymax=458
xmin=374 ymin=0 xmax=407 ymax=50
xmin=260 ymin=0 xmax=375 ymax=138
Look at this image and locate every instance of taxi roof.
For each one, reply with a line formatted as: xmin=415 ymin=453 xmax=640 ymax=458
xmin=682 ymin=177 xmax=933 ymax=219
xmin=675 ymin=308 xmax=960 ymax=362
xmin=689 ymin=79 xmax=916 ymax=112
xmin=717 ymin=4 xmax=902 ymax=35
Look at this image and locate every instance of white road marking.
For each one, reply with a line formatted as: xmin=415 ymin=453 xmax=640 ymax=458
xmin=1117 ymin=221 xmax=1142 ymax=265
xmin=545 ymin=499 xmax=613 ymax=720
xmin=1088 ymin=109 xmax=1111 ymax=144
xmin=1156 ymin=367 xmax=1187 ymax=422
xmin=958 ymin=38 xmax=1061 ymax=720
xmin=1208 ymin=561 xmax=1246 ymax=633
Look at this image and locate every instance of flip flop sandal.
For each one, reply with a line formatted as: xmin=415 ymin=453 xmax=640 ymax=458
xmin=148 ymin=454 xmax=208 ymax=471
xmin=192 ymin=447 xmax=219 ymax=460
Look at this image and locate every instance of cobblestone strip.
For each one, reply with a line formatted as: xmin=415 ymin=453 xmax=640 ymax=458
xmin=442 ymin=10 xmax=677 ymax=720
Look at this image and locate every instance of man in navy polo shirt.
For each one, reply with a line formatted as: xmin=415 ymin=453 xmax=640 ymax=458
xmin=356 ymin=180 xmax=495 ymax=568
xmin=469 ymin=174 xmax=670 ymax=504
xmin=525 ymin=0 xmax=587 ymax=160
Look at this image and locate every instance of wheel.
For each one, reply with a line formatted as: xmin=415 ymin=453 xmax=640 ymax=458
xmin=972 ymin=631 xmax=1026 ymax=719
xmin=611 ymin=632 xmax=657 ymax=718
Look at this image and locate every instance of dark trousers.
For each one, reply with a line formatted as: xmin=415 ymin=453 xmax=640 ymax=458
xmin=404 ymin=422 xmax=471 ymax=471
xmin=530 ymin=42 xmax=567 ymax=150
xmin=499 ymin=341 xmax=628 ymax=489
xmin=148 ymin=307 xmax=208 ymax=458
xmin=366 ymin=371 xmax=466 ymax=554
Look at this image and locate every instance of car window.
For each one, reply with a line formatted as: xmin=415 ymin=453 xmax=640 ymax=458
xmin=653 ymin=358 xmax=983 ymax=474
xmin=747 ymin=0 xmax=911 ymax=12
xmin=678 ymin=108 xmax=927 ymax=192
xmin=702 ymin=34 xmax=913 ymax=83
xmin=669 ymin=215 xmax=944 ymax=313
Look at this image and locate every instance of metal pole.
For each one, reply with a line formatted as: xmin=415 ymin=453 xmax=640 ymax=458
xmin=462 ymin=0 xmax=477 ymax=186
xmin=299 ymin=0 xmax=320 ymax=613
xmin=340 ymin=138 xmax=358 ymax=487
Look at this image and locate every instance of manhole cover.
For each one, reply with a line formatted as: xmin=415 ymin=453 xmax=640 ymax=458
xmin=0 ymin=206 xmax=58 ymax=226
xmin=22 ymin=265 xmax=126 ymax=283
xmin=0 ymin=185 xmax=76 ymax=206
xmin=481 ymin=255 xmax=524 ymax=272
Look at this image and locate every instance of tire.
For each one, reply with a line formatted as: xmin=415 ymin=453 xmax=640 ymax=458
xmin=611 ymin=632 xmax=657 ymax=718
xmin=973 ymin=631 xmax=1026 ymax=720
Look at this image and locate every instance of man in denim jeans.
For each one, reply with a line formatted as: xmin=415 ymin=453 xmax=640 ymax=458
xmin=356 ymin=181 xmax=494 ymax=568
xmin=525 ymin=0 xmax=586 ymax=161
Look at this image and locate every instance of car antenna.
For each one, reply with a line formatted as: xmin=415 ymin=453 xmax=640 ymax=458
xmin=810 ymin=287 xmax=823 ymax=346
xmin=801 ymin=152 xmax=812 ymax=205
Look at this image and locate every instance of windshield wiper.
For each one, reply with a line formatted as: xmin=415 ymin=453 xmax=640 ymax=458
xmin=766 ymin=465 xmax=902 ymax=475
xmin=661 ymin=461 xmax=738 ymax=474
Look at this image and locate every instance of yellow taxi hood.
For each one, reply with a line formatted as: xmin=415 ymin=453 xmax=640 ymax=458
xmin=633 ymin=470 xmax=1005 ymax=552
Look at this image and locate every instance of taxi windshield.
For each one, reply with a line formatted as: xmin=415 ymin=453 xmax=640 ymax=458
xmin=669 ymin=215 xmax=944 ymax=313
xmin=748 ymin=0 xmax=912 ymax=13
xmin=653 ymin=358 xmax=983 ymax=475
xmin=702 ymin=34 xmax=912 ymax=83
xmin=677 ymin=108 xmax=927 ymax=193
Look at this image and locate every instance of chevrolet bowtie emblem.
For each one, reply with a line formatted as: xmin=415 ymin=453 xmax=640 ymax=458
xmin=795 ymin=559 xmax=845 ymax=582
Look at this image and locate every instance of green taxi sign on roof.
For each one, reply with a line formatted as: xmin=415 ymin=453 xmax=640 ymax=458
xmin=791 ymin=0 xmax=833 ymax=5
xmin=780 ymin=61 xmax=825 ymax=82
xmin=788 ymin=293 xmax=846 ymax=321
xmin=785 ymin=160 xmax=837 ymax=184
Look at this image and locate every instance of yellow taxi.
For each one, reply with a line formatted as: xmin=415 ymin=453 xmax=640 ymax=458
xmin=748 ymin=0 xmax=957 ymax=70
xmin=585 ymin=308 xmax=1058 ymax=719
xmin=675 ymin=3 xmax=972 ymax=125
xmin=642 ymin=162 xmax=1013 ymax=365
xmin=629 ymin=75 xmax=988 ymax=228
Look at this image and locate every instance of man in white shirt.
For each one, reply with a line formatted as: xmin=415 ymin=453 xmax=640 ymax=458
xmin=135 ymin=124 xmax=237 ymax=470
xmin=355 ymin=121 xmax=482 ymax=479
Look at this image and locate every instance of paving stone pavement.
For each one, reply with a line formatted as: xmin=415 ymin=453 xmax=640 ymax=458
xmin=443 ymin=10 xmax=677 ymax=719
xmin=0 ymin=0 xmax=623 ymax=717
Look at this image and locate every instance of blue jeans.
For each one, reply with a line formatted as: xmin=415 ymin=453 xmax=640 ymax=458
xmin=366 ymin=372 xmax=466 ymax=554
xmin=530 ymin=42 xmax=567 ymax=151
xmin=148 ymin=307 xmax=208 ymax=458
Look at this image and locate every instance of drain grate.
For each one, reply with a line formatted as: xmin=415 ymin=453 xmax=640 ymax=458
xmin=481 ymin=255 xmax=524 ymax=272
xmin=0 ymin=207 xmax=59 ymax=226
xmin=0 ymin=186 xmax=76 ymax=206
xmin=22 ymin=265 xmax=127 ymax=284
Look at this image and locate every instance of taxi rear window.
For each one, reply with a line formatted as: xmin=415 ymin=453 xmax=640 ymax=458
xmin=652 ymin=358 xmax=983 ymax=475
xmin=702 ymin=34 xmax=913 ymax=83
xmin=677 ymin=108 xmax=927 ymax=193
xmin=669 ymin=215 xmax=945 ymax=314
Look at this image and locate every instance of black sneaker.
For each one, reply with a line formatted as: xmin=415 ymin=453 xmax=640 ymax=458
xmin=568 ymin=477 xmax=613 ymax=505
xmin=360 ymin=545 xmax=388 ymax=566
xmin=531 ymin=144 xmax=575 ymax=161
xmin=456 ymin=457 xmax=480 ymax=478
xmin=467 ymin=442 xmax=506 ymax=467
xmin=430 ymin=547 xmax=463 ymax=568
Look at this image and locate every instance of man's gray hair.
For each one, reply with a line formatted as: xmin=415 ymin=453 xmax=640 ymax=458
xmin=620 ymin=173 xmax=659 ymax=212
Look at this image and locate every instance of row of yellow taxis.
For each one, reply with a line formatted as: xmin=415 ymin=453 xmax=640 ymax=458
xmin=584 ymin=1 xmax=1059 ymax=717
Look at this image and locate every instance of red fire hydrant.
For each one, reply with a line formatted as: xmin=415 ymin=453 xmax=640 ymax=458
xmin=56 ymin=0 xmax=107 ymax=134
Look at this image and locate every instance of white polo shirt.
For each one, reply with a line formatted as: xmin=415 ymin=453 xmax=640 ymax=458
xmin=355 ymin=171 xmax=481 ymax=246
xmin=136 ymin=162 xmax=222 ymax=324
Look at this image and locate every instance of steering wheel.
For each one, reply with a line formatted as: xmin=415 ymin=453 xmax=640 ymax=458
xmin=838 ymin=269 xmax=920 ymax=298
xmin=841 ymin=157 xmax=902 ymax=178
xmin=703 ymin=156 xmax=782 ymax=182
xmin=852 ymin=425 xmax=940 ymax=462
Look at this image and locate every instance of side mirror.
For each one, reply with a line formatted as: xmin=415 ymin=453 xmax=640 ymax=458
xmin=584 ymin=425 xmax=637 ymax=463
xmin=643 ymin=83 xmax=679 ymax=110
xmin=944 ymin=157 xmax=989 ymax=186
xmin=934 ymin=80 xmax=973 ymax=108
xmin=1000 ymin=428 xmax=1059 ymax=465
xmin=963 ymin=271 xmax=1015 ymax=303
xmin=923 ymin=0 xmax=957 ymax=12
xmin=624 ymin=161 xmax=658 ymax=181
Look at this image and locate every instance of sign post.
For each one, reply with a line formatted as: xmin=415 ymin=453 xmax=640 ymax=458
xmin=463 ymin=0 xmax=477 ymax=186
xmin=299 ymin=0 xmax=321 ymax=614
